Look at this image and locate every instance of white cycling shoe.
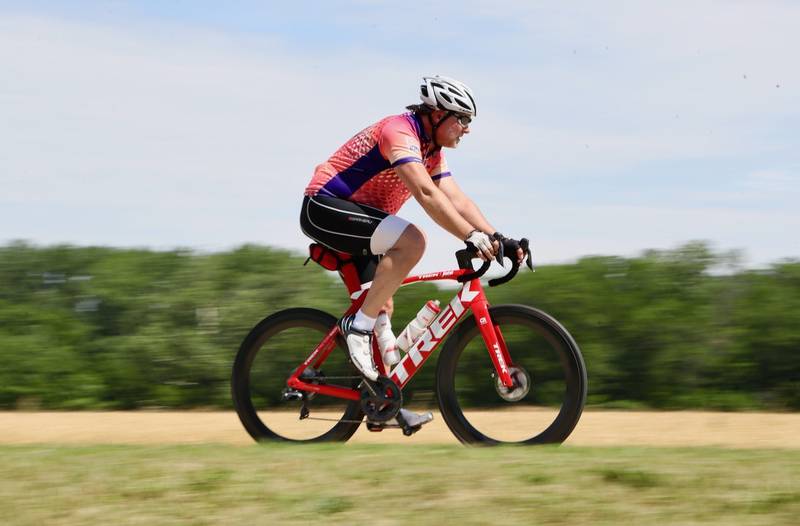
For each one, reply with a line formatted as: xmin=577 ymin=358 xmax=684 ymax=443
xmin=395 ymin=408 xmax=434 ymax=428
xmin=338 ymin=315 xmax=379 ymax=382
xmin=366 ymin=408 xmax=434 ymax=431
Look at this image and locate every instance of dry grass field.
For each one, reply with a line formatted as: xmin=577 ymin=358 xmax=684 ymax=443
xmin=1 ymin=410 xmax=798 ymax=448
xmin=3 ymin=411 xmax=799 ymax=525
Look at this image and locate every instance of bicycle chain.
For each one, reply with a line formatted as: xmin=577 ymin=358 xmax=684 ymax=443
xmin=296 ymin=376 xmax=402 ymax=427
xmin=300 ymin=415 xmax=401 ymax=427
xmin=307 ymin=375 xmax=362 ymax=381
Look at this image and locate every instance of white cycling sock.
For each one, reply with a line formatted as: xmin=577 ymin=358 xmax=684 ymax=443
xmin=352 ymin=310 xmax=377 ymax=332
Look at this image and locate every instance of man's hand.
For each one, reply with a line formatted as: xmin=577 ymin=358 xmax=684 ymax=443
xmin=465 ymin=229 xmax=495 ymax=261
xmin=492 ymin=232 xmax=526 ymax=265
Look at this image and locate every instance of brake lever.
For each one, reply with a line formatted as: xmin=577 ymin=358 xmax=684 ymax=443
xmin=495 ymin=240 xmax=505 ymax=266
xmin=520 ymin=238 xmax=534 ymax=271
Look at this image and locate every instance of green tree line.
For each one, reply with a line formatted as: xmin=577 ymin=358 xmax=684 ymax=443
xmin=0 ymin=241 xmax=798 ymax=410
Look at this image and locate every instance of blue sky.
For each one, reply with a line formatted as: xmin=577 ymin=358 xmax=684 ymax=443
xmin=1 ymin=1 xmax=798 ymax=273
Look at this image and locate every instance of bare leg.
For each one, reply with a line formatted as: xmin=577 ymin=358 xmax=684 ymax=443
xmin=360 ymin=225 xmax=426 ymax=318
xmin=349 ymin=225 xmax=435 ymax=427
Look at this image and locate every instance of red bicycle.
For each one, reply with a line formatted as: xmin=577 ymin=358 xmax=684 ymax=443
xmin=231 ymin=240 xmax=587 ymax=445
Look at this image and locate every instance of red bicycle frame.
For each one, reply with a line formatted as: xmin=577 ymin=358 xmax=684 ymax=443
xmin=286 ymin=261 xmax=516 ymax=401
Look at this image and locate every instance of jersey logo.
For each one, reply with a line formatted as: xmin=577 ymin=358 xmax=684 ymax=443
xmin=406 ymin=138 xmax=421 ymax=154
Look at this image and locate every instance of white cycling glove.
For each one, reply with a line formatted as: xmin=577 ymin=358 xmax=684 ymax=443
xmin=465 ymin=229 xmax=494 ymax=259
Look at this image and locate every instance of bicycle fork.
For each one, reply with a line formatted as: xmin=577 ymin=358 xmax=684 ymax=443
xmin=471 ymin=300 xmax=515 ymax=389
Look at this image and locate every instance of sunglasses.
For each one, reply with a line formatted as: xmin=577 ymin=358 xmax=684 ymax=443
xmin=453 ymin=114 xmax=472 ymax=127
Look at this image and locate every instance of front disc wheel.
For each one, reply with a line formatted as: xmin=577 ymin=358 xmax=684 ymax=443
xmin=436 ymin=305 xmax=587 ymax=445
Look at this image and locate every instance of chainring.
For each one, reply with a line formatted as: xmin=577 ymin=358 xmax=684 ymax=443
xmin=360 ymin=376 xmax=402 ymax=422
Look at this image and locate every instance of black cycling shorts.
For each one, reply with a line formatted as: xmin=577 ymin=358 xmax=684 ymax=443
xmin=301 ymin=195 xmax=411 ymax=256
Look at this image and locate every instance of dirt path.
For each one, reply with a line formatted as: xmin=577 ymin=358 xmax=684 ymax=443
xmin=2 ymin=411 xmax=799 ymax=448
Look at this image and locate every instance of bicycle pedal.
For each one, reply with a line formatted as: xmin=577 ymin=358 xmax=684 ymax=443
xmin=402 ymin=425 xmax=421 ymax=437
xmin=366 ymin=422 xmax=384 ymax=432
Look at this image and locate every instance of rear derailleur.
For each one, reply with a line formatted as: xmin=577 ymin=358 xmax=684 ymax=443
xmin=281 ymin=367 xmax=326 ymax=420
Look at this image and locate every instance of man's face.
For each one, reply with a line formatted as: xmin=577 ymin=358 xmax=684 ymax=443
xmin=433 ymin=110 xmax=471 ymax=148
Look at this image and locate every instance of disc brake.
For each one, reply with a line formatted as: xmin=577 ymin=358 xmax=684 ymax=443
xmin=494 ymin=366 xmax=531 ymax=402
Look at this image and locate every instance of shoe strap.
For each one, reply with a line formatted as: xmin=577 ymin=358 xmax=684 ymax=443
xmin=349 ymin=326 xmax=372 ymax=337
xmin=340 ymin=316 xmax=373 ymax=337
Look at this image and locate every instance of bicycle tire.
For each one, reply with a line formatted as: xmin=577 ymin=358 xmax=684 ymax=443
xmin=436 ymin=304 xmax=587 ymax=445
xmin=231 ymin=308 xmax=363 ymax=442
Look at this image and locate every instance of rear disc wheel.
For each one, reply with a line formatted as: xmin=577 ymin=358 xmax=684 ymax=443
xmin=231 ymin=308 xmax=363 ymax=442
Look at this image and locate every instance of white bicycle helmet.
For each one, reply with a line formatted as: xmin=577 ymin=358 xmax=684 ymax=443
xmin=419 ymin=75 xmax=476 ymax=117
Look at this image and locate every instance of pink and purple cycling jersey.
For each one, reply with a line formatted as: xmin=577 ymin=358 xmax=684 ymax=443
xmin=305 ymin=112 xmax=451 ymax=215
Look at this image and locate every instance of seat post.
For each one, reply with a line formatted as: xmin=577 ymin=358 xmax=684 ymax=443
xmin=339 ymin=261 xmax=363 ymax=296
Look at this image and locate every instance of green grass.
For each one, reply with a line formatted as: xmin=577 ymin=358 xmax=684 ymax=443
xmin=1 ymin=444 xmax=799 ymax=525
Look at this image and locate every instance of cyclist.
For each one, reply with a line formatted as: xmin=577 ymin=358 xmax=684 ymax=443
xmin=301 ymin=75 xmax=524 ymax=428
